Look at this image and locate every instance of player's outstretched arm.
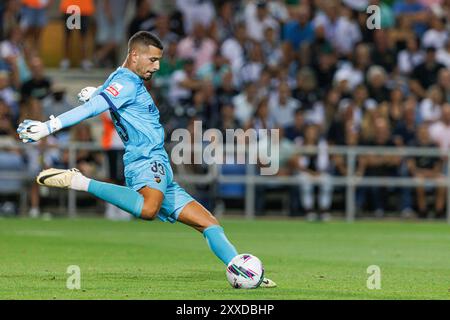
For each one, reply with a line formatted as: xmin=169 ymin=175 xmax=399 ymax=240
xmin=17 ymin=94 xmax=110 ymax=143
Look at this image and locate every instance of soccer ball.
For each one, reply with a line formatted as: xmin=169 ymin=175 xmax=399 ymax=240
xmin=226 ymin=254 xmax=264 ymax=289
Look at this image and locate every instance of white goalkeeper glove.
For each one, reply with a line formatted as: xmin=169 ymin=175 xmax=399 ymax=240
xmin=17 ymin=115 xmax=62 ymax=143
xmin=78 ymin=86 xmax=100 ymax=103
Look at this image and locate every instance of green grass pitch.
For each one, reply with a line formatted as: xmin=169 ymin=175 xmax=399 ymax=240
xmin=0 ymin=217 xmax=449 ymax=300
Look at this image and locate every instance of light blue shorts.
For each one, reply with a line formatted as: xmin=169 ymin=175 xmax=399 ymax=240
xmin=124 ymin=158 xmax=195 ymax=223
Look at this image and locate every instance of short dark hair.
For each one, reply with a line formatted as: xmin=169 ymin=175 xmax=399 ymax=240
xmin=128 ymin=31 xmax=164 ymax=53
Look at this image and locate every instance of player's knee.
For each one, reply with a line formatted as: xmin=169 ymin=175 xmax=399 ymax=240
xmin=140 ymin=200 xmax=161 ymax=220
xmin=200 ymin=216 xmax=220 ymax=232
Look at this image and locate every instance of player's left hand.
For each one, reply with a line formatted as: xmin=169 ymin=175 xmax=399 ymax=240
xmin=17 ymin=119 xmax=50 ymax=143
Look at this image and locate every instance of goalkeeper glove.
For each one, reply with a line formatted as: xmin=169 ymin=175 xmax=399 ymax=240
xmin=17 ymin=115 xmax=62 ymax=143
xmin=77 ymin=86 xmax=100 ymax=103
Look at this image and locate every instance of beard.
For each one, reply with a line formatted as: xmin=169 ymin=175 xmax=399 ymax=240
xmin=142 ymin=72 xmax=153 ymax=81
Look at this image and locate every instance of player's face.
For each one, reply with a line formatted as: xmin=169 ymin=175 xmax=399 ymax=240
xmin=136 ymin=45 xmax=163 ymax=81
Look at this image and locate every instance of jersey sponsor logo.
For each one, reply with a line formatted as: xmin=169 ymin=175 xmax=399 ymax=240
xmin=105 ymin=82 xmax=124 ymax=97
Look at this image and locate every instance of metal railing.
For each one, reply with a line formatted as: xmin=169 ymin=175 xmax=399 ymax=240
xmin=1 ymin=140 xmax=450 ymax=224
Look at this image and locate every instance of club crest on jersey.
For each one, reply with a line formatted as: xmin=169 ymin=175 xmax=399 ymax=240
xmin=106 ymin=82 xmax=124 ymax=97
xmin=154 ymin=175 xmax=161 ymax=183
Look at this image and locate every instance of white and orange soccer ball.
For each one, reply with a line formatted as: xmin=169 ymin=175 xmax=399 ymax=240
xmin=226 ymin=254 xmax=265 ymax=289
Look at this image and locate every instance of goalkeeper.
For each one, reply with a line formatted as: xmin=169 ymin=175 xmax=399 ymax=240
xmin=17 ymin=31 xmax=276 ymax=288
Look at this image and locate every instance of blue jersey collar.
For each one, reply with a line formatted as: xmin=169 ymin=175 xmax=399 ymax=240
xmin=117 ymin=67 xmax=143 ymax=83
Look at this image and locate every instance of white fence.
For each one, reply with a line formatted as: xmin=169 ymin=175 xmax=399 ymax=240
xmin=1 ymin=140 xmax=450 ymax=223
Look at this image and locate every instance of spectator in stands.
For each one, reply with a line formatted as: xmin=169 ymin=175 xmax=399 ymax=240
xmin=421 ymin=14 xmax=448 ymax=50
xmin=94 ymin=0 xmax=127 ymax=67
xmin=215 ymin=71 xmax=239 ymax=108
xmin=154 ymin=40 xmax=184 ymax=90
xmin=168 ymin=58 xmax=204 ymax=108
xmin=397 ymin=35 xmax=425 ymax=75
xmin=128 ymin=0 xmax=159 ymax=38
xmin=0 ymin=98 xmax=15 ymax=138
xmin=232 ymin=81 xmax=259 ymax=126
xmin=312 ymin=47 xmax=337 ymax=96
xmin=383 ymin=87 xmax=406 ymax=129
xmin=196 ymin=51 xmax=231 ymax=89
xmin=187 ymin=83 xmax=219 ymax=125
xmin=371 ymin=30 xmax=397 ymax=74
xmin=20 ymin=56 xmax=51 ymax=101
xmin=0 ymin=27 xmax=30 ymax=85
xmin=269 ymin=81 xmax=300 ymax=129
xmin=312 ymin=0 xmax=341 ymax=51
xmin=410 ymin=46 xmax=446 ymax=99
xmin=393 ymin=0 xmax=429 ymax=37
xmin=391 ymin=95 xmax=419 ymax=217
xmin=330 ymin=124 xmax=360 ymax=177
xmin=366 ymin=65 xmax=391 ymax=104
xmin=389 ymin=4 xmax=416 ymax=45
xmin=152 ymin=15 xmax=179 ymax=49
xmin=333 ymin=43 xmax=371 ymax=94
xmin=393 ymin=96 xmax=419 ymax=146
xmin=318 ymin=88 xmax=341 ymax=135
xmin=419 ymin=85 xmax=444 ymax=123
xmin=407 ymin=125 xmax=446 ymax=219
xmin=284 ymin=108 xmax=304 ymax=145
xmin=246 ymin=97 xmax=276 ymax=133
xmin=267 ymin=0 xmax=289 ymax=23
xmin=261 ymin=26 xmax=283 ymax=68
xmin=292 ymin=67 xmax=319 ymax=112
xmin=239 ymin=42 xmax=265 ymax=85
xmin=333 ymin=3 xmax=362 ymax=59
xmin=339 ymin=84 xmax=377 ymax=133
xmin=356 ymin=117 xmax=402 ymax=217
xmin=327 ymin=97 xmax=356 ymax=146
xmin=0 ymin=70 xmax=19 ymax=121
xmin=244 ymin=0 xmax=280 ymax=42
xmin=282 ymin=4 xmax=314 ymax=51
xmin=220 ymin=23 xmax=249 ymax=85
xmin=175 ymin=0 xmax=216 ymax=35
xmin=59 ymin=0 xmax=95 ymax=71
xmin=177 ymin=22 xmax=217 ymax=73
xmin=294 ymin=124 xmax=333 ymax=221
xmin=1 ymin=0 xmax=21 ymax=41
xmin=20 ymin=0 xmax=53 ymax=56
xmin=212 ymin=0 xmax=238 ymax=43
xmin=214 ymin=103 xmax=241 ymax=136
xmin=437 ymin=68 xmax=450 ymax=103
xmin=436 ymin=39 xmax=450 ymax=68
xmin=255 ymin=66 xmax=277 ymax=100
xmin=429 ymin=103 xmax=450 ymax=152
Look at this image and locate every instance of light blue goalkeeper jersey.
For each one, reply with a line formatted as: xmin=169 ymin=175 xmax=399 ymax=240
xmin=97 ymin=67 xmax=169 ymax=166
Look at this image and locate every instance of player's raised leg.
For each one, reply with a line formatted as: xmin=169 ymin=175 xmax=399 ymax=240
xmin=177 ymin=201 xmax=277 ymax=288
xmin=36 ymin=168 xmax=163 ymax=220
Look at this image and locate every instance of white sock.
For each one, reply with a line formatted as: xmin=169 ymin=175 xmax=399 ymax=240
xmin=70 ymin=173 xmax=91 ymax=192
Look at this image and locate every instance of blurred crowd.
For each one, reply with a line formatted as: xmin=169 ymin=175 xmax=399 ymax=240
xmin=0 ymin=0 xmax=450 ymax=219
